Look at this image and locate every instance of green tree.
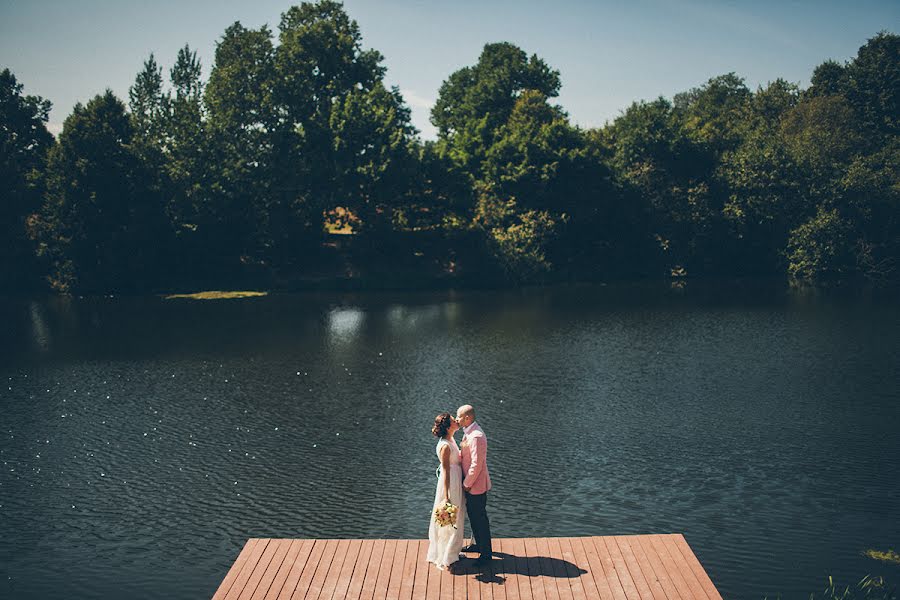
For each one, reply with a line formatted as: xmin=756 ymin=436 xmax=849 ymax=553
xmin=843 ymin=31 xmax=899 ymax=137
xmin=330 ymin=84 xmax=416 ymax=236
xmin=838 ymin=139 xmax=900 ymax=282
xmin=787 ymin=206 xmax=858 ymax=282
xmin=165 ymin=45 xmax=210 ymax=275
xmin=807 ymin=59 xmax=847 ymax=98
xmin=674 ymin=72 xmax=752 ymax=157
xmin=1 ymin=69 xmax=53 ymax=290
xmin=431 ymin=42 xmax=561 ymax=176
xmin=268 ymin=0 xmax=397 ymax=259
xmin=33 ymin=91 xmax=168 ymax=292
xmin=602 ymin=97 xmax=718 ymax=275
xmin=129 ymin=54 xmax=167 ymax=149
xmin=204 ymin=21 xmax=276 ymax=269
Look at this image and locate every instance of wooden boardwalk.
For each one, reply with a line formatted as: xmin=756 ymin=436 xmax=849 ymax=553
xmin=211 ymin=535 xmax=722 ymax=600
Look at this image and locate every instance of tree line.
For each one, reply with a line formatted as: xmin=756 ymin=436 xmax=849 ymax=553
xmin=2 ymin=1 xmax=898 ymax=293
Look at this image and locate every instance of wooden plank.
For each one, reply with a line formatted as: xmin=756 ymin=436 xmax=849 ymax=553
xmin=399 ymin=540 xmax=420 ymax=600
xmin=480 ymin=544 xmax=493 ymax=600
xmin=332 ymin=539 xmax=364 ymax=600
xmin=557 ymin=538 xmax=587 ymax=600
xmin=300 ymin=539 xmax=340 ymax=600
xmin=672 ymin=535 xmax=720 ymax=600
xmin=439 ymin=555 xmax=453 ymax=600
xmin=613 ymin=537 xmax=666 ymax=600
xmin=601 ymin=537 xmax=641 ymax=600
xmin=583 ymin=537 xmax=626 ymax=600
xmin=226 ymin=539 xmax=272 ymax=600
xmin=545 ymin=538 xmax=572 ymax=600
xmin=214 ymin=539 xmax=261 ymax=600
xmin=411 ymin=540 xmax=429 ymax=600
xmin=522 ymin=537 xmax=548 ymax=600
xmin=318 ymin=540 xmax=359 ymax=600
xmin=239 ymin=540 xmax=287 ymax=600
xmin=386 ymin=540 xmax=408 ymax=600
xmin=338 ymin=539 xmax=373 ymax=600
xmin=509 ymin=538 xmax=532 ymax=600
xmin=571 ymin=537 xmax=615 ymax=600
xmin=497 ymin=539 xmax=520 ymax=600
xmin=643 ymin=536 xmax=693 ymax=600
xmin=633 ymin=536 xmax=682 ymax=600
xmin=608 ymin=537 xmax=653 ymax=600
xmin=372 ymin=540 xmax=399 ymax=600
xmin=313 ymin=539 xmax=351 ymax=600
xmin=454 ymin=542 xmax=467 ymax=600
xmin=265 ymin=540 xmax=315 ymax=600
xmin=668 ymin=535 xmax=721 ymax=600
xmin=280 ymin=539 xmax=327 ymax=600
xmin=249 ymin=539 xmax=293 ymax=600
xmin=360 ymin=540 xmax=387 ymax=600
xmin=659 ymin=536 xmax=716 ymax=600
xmin=491 ymin=538 xmax=507 ymax=600
xmin=425 ymin=540 xmax=441 ymax=600
xmin=564 ymin=538 xmax=603 ymax=600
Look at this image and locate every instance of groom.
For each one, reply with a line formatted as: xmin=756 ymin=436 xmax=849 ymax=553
xmin=456 ymin=404 xmax=492 ymax=566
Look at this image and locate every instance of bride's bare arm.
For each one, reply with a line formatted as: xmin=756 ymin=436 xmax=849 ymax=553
xmin=439 ymin=443 xmax=451 ymax=502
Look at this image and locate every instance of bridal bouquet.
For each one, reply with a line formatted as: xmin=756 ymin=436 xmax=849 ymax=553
xmin=433 ymin=501 xmax=459 ymax=529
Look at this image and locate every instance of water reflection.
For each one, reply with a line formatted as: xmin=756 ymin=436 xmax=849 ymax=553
xmin=28 ymin=301 xmax=50 ymax=351
xmin=326 ymin=307 xmax=366 ymax=344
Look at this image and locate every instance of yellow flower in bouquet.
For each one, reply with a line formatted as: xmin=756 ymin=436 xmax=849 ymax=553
xmin=433 ymin=501 xmax=459 ymax=529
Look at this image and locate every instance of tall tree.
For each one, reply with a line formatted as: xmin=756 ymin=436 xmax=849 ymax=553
xmin=270 ymin=0 xmax=394 ymax=252
xmin=1 ymin=69 xmax=54 ymax=290
xmin=204 ymin=22 xmax=276 ymax=269
xmin=165 ymin=44 xmax=209 ymax=274
xmin=431 ymin=42 xmax=561 ymax=177
xmin=33 ymin=91 xmax=168 ymax=292
xmin=330 ymin=84 xmax=416 ymax=236
xmin=843 ymin=31 xmax=899 ymax=137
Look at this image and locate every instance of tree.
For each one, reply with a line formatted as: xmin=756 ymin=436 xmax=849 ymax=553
xmin=128 ymin=54 xmax=167 ymax=148
xmin=1 ymin=69 xmax=53 ymax=290
xmin=843 ymin=31 xmax=899 ymax=137
xmin=165 ymin=45 xmax=210 ymax=273
xmin=838 ymin=139 xmax=900 ymax=282
xmin=780 ymin=95 xmax=867 ymax=184
xmin=431 ymin=42 xmax=561 ymax=176
xmin=603 ymin=97 xmax=719 ymax=275
xmin=265 ymin=0 xmax=418 ymax=260
xmin=807 ymin=59 xmax=846 ymax=98
xmin=33 ymin=91 xmax=169 ymax=292
xmin=330 ymin=84 xmax=416 ymax=236
xmin=786 ymin=206 xmax=858 ymax=282
xmin=204 ymin=21 xmax=276 ymax=269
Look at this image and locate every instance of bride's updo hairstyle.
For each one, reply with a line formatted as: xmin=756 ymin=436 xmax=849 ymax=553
xmin=432 ymin=412 xmax=453 ymax=438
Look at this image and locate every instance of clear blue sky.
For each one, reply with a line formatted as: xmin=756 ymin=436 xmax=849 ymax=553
xmin=2 ymin=0 xmax=897 ymax=139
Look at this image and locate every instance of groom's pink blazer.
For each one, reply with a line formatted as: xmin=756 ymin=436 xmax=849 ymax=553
xmin=461 ymin=422 xmax=492 ymax=495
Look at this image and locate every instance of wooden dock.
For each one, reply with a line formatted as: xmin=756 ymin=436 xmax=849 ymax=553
xmin=211 ymin=535 xmax=722 ymax=600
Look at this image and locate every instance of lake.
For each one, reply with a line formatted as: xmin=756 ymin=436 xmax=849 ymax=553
xmin=1 ymin=283 xmax=898 ymax=599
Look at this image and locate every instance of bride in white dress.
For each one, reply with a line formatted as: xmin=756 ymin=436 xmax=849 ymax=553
xmin=426 ymin=412 xmax=466 ymax=572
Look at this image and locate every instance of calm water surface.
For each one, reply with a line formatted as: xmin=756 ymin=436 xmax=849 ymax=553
xmin=1 ymin=284 xmax=898 ymax=599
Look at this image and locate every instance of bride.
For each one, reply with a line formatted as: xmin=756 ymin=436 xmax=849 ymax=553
xmin=426 ymin=412 xmax=466 ymax=573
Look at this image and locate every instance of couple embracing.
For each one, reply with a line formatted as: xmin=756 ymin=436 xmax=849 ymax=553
xmin=426 ymin=404 xmax=492 ymax=573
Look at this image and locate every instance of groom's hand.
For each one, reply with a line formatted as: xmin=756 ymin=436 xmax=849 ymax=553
xmin=464 ymin=486 xmax=471 ymax=492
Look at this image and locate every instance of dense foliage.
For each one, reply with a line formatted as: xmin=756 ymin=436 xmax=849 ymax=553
xmin=1 ymin=2 xmax=897 ymax=292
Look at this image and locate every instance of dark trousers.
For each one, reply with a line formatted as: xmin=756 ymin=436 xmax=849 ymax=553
xmin=464 ymin=490 xmax=492 ymax=558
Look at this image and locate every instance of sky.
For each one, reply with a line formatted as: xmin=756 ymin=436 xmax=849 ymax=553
xmin=1 ymin=0 xmax=897 ymax=140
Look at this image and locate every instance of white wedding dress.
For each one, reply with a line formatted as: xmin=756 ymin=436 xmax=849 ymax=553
xmin=426 ymin=437 xmax=466 ymax=570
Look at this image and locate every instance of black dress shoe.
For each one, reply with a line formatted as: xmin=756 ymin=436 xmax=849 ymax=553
xmin=461 ymin=544 xmax=480 ymax=553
